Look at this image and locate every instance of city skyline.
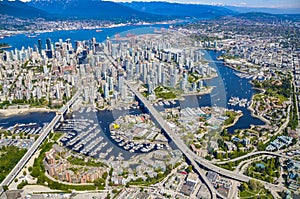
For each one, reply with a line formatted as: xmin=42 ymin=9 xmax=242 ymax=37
xmin=0 ymin=0 xmax=299 ymax=198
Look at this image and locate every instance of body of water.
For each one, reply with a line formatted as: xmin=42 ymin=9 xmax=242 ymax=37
xmin=0 ymin=26 xmax=264 ymax=158
xmin=0 ymin=24 xmax=169 ymax=50
xmin=155 ymin=50 xmax=265 ymax=133
xmin=0 ymin=112 xmax=56 ymax=129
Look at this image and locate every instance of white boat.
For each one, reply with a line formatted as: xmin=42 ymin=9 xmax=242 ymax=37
xmin=129 ymin=148 xmax=135 ymax=153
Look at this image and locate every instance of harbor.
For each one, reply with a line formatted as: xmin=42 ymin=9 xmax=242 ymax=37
xmin=228 ymin=97 xmax=250 ymax=107
xmin=57 ymin=106 xmax=149 ymax=161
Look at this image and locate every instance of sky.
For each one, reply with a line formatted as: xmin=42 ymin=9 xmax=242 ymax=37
xmin=105 ymin=0 xmax=300 ymax=8
xmin=17 ymin=0 xmax=300 ymax=9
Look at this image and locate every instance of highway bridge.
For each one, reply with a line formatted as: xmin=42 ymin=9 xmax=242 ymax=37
xmin=125 ymin=80 xmax=288 ymax=198
xmin=125 ymin=81 xmax=229 ymax=199
xmin=125 ymin=81 xmax=250 ymax=180
xmin=0 ymin=90 xmax=81 ymax=196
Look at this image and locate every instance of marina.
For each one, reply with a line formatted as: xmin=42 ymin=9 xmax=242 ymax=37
xmin=228 ymin=97 xmax=249 ymax=107
xmin=6 ymin=122 xmax=46 ymax=135
xmin=56 ymin=106 xmax=148 ymax=160
xmin=234 ymin=72 xmax=253 ymax=79
xmin=0 ymin=43 xmax=266 ymax=161
xmin=109 ymin=114 xmax=169 ymax=154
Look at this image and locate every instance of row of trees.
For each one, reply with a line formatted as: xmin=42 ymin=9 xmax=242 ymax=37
xmin=0 ymin=97 xmax=49 ymax=109
xmin=288 ymin=85 xmax=298 ymax=130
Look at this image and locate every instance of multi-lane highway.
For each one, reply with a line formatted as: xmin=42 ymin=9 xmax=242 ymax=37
xmin=125 ymin=81 xmax=227 ymax=199
xmin=126 ymin=81 xmax=249 ymax=179
xmin=0 ymin=91 xmax=80 ymax=196
xmin=0 ymin=115 xmax=60 ymax=187
xmin=126 ymin=80 xmax=288 ymax=198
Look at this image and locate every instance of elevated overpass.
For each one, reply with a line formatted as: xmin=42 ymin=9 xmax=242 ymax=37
xmin=125 ymin=81 xmax=232 ymax=199
xmin=125 ymin=81 xmax=286 ymax=194
xmin=125 ymin=80 xmax=288 ymax=196
xmin=0 ymin=90 xmax=81 ymax=196
xmin=126 ymin=81 xmax=249 ymax=181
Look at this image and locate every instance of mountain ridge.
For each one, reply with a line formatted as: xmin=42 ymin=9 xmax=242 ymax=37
xmin=121 ymin=1 xmax=237 ymax=18
xmin=27 ymin=0 xmax=162 ymax=20
xmin=0 ymin=0 xmax=49 ymax=18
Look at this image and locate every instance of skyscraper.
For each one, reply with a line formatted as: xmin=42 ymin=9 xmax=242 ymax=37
xmin=104 ymin=83 xmax=109 ymax=99
xmin=157 ymin=63 xmax=162 ymax=83
xmin=56 ymin=84 xmax=61 ymax=99
xmin=170 ymin=75 xmax=176 ymax=88
xmin=118 ymin=74 xmax=127 ymax=100
xmin=38 ymin=39 xmax=42 ymax=54
xmin=46 ymin=38 xmax=52 ymax=51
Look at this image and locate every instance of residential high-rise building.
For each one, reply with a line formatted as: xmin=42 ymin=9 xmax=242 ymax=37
xmin=104 ymin=83 xmax=109 ymax=99
xmin=46 ymin=38 xmax=52 ymax=51
xmin=66 ymin=84 xmax=71 ymax=99
xmin=84 ymin=87 xmax=89 ymax=102
xmin=56 ymin=84 xmax=61 ymax=99
xmin=118 ymin=74 xmax=127 ymax=100
xmin=198 ymin=80 xmax=203 ymax=89
xmin=108 ymin=76 xmax=114 ymax=91
xmin=170 ymin=74 xmax=176 ymax=88
xmin=38 ymin=39 xmax=42 ymax=54
xmin=157 ymin=63 xmax=162 ymax=83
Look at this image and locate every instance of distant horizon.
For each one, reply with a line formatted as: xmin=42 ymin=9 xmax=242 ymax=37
xmin=110 ymin=0 xmax=300 ymax=9
xmin=16 ymin=0 xmax=300 ymax=9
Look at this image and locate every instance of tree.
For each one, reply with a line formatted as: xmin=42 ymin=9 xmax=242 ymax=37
xmin=94 ymin=178 xmax=105 ymax=188
xmin=109 ymin=168 xmax=113 ymax=177
xmin=186 ymin=165 xmax=193 ymax=173
xmin=3 ymin=185 xmax=8 ymax=191
xmin=249 ymin=179 xmax=258 ymax=190
xmin=102 ymin=172 xmax=108 ymax=180
xmin=112 ymin=189 xmax=119 ymax=194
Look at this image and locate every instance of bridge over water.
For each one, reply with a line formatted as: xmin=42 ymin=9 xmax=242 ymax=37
xmin=0 ymin=90 xmax=81 ymax=196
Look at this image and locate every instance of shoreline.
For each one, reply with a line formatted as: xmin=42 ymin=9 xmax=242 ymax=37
xmin=181 ymin=86 xmax=215 ymax=97
xmin=222 ymin=111 xmax=243 ymax=130
xmin=246 ymin=83 xmax=270 ymax=125
xmin=0 ymin=20 xmax=177 ymax=41
xmin=247 ymin=98 xmax=271 ymax=125
xmin=0 ymin=107 xmax=55 ymax=117
xmin=217 ymin=55 xmax=269 ymax=126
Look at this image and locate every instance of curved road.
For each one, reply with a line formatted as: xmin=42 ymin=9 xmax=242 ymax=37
xmin=126 ymin=81 xmax=227 ymax=199
xmin=214 ymin=151 xmax=290 ymax=165
xmin=126 ymin=81 xmax=287 ymax=198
